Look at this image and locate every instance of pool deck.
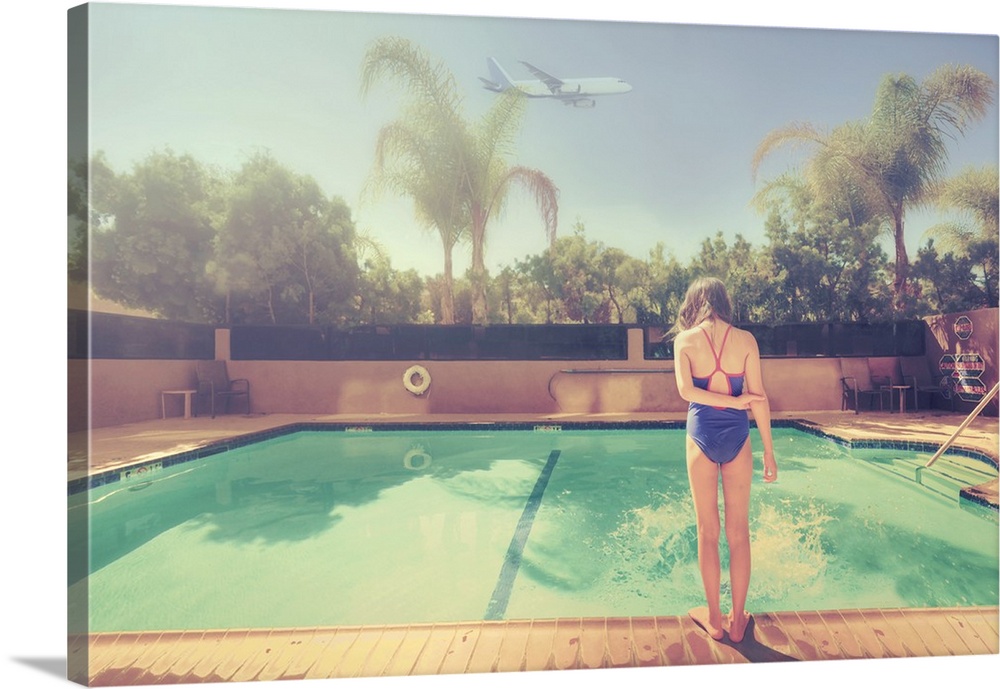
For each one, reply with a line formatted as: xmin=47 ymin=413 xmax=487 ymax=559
xmin=73 ymin=606 xmax=999 ymax=685
xmin=68 ymin=409 xmax=1000 ymax=684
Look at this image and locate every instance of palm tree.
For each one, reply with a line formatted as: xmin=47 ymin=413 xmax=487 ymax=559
xmin=360 ymin=36 xmax=558 ymax=324
xmin=361 ymin=37 xmax=467 ymax=323
xmin=924 ymin=165 xmax=999 ymax=305
xmin=363 ymin=118 xmax=466 ymax=323
xmin=752 ymin=64 xmax=995 ymax=311
xmin=462 ymin=89 xmax=559 ymax=323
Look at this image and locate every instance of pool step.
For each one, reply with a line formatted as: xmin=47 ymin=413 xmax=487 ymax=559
xmin=861 ymin=455 xmax=996 ymax=501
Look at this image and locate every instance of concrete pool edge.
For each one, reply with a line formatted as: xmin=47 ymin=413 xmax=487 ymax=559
xmin=71 ymin=605 xmax=1000 ymax=684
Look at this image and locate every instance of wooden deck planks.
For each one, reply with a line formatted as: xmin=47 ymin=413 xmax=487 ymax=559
xmin=358 ymin=625 xmax=416 ymax=677
xmin=374 ymin=625 xmax=431 ymax=678
xmin=494 ymin=620 xmax=531 ymax=673
xmin=178 ymin=630 xmax=255 ymax=683
xmin=838 ymin=610 xmax=890 ymax=659
xmin=577 ymin=618 xmax=608 ymax=669
xmin=604 ymin=617 xmax=635 ymax=667
xmin=630 ymin=617 xmax=663 ymax=667
xmin=747 ymin=612 xmax=806 ymax=659
xmin=653 ymin=616 xmax=691 ymax=665
xmin=875 ymin=609 xmax=935 ymax=658
xmin=793 ymin=611 xmax=849 ymax=660
xmin=523 ymin=619 xmax=558 ymax=671
xmin=276 ymin=629 xmax=342 ymax=680
xmin=465 ymin=621 xmax=506 ymax=673
xmin=83 ymin=607 xmax=1000 ymax=685
xmin=302 ymin=627 xmax=362 ymax=679
xmin=946 ymin=610 xmax=999 ymax=655
xmin=818 ymin=610 xmax=873 ymax=659
xmin=107 ymin=631 xmax=199 ymax=686
xmin=325 ymin=625 xmax=386 ymax=678
xmin=438 ymin=624 xmax=485 ymax=675
xmin=410 ymin=623 xmax=459 ymax=676
xmin=546 ymin=617 xmax=580 ymax=670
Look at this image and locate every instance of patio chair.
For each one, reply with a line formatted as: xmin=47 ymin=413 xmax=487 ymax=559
xmin=196 ymin=360 xmax=250 ymax=418
xmin=899 ymin=356 xmax=955 ymax=411
xmin=840 ymin=358 xmax=890 ymax=413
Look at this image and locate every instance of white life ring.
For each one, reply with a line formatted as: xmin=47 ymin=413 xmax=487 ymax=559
xmin=403 ymin=364 xmax=431 ymax=395
xmin=403 ymin=447 xmax=432 ymax=470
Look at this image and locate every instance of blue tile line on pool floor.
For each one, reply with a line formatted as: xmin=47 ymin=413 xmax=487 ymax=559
xmin=485 ymin=449 xmax=562 ymax=621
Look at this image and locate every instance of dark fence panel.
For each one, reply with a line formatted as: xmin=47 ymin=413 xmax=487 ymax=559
xmin=228 ymin=323 xmax=630 ymax=361
xmin=70 ymin=310 xmax=215 ymax=360
xmin=71 ymin=311 xmax=927 ymax=362
xmin=644 ymin=321 xmax=927 ymax=359
xmin=228 ymin=324 xmax=328 ymax=360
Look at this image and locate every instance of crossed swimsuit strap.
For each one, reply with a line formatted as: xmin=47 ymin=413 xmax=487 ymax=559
xmin=700 ymin=323 xmax=732 ymax=376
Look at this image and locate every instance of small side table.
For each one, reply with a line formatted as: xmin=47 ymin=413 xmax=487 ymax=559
xmin=890 ymin=385 xmax=912 ymax=413
xmin=161 ymin=389 xmax=197 ymax=419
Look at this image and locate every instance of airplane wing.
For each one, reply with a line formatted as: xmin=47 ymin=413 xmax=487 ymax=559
xmin=519 ymin=61 xmax=564 ymax=94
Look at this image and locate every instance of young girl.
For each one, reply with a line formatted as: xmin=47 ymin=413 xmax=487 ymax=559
xmin=671 ymin=277 xmax=777 ymax=643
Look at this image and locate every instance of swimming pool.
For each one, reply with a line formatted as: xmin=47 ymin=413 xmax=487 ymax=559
xmin=69 ymin=425 xmax=998 ymax=633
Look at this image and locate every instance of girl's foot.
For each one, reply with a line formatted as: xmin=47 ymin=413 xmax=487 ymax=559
xmin=727 ymin=610 xmax=752 ymax=643
xmin=688 ymin=606 xmax=724 ymax=640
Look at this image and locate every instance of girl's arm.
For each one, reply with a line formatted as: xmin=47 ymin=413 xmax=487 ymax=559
xmin=743 ymin=332 xmax=777 ymax=482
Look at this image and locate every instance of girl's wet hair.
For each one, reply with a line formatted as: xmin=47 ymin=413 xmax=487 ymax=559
xmin=671 ymin=277 xmax=733 ymax=335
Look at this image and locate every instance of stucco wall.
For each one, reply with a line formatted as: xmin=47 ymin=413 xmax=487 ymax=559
xmin=70 ymin=359 xmax=207 ymax=431
xmin=73 ymin=328 xmax=855 ymax=431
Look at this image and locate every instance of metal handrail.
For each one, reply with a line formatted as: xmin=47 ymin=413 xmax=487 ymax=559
xmin=925 ymin=381 xmax=999 ymax=468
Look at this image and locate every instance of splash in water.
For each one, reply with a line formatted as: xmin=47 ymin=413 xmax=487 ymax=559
xmin=606 ymin=492 xmax=833 ymax=609
xmin=749 ymin=499 xmax=833 ymax=603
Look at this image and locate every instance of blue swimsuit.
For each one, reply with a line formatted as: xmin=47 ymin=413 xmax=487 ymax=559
xmin=686 ymin=325 xmax=749 ymax=465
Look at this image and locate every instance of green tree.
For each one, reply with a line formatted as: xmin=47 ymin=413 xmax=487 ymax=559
xmin=764 ymin=209 xmax=891 ymax=322
xmin=596 ymin=247 xmax=646 ymax=324
xmin=494 ymin=266 xmax=517 ymax=324
xmin=753 ymin=64 xmax=995 ymax=310
xmin=360 ymin=36 xmax=559 ymax=325
xmin=67 ymin=156 xmax=101 ymax=283
xmin=546 ymin=225 xmax=610 ymax=323
xmin=514 ymin=252 xmax=562 ymax=324
xmin=755 ymin=177 xmax=892 ymax=322
xmin=635 ymin=243 xmax=691 ymax=325
xmin=911 ymin=241 xmax=990 ymax=313
xmin=214 ymin=153 xmax=358 ymax=325
xmin=923 ymin=165 xmax=999 ymax=306
xmin=89 ymin=149 xmax=225 ymax=322
xmin=355 ymin=256 xmax=427 ymax=325
xmin=687 ymin=232 xmax=781 ymax=323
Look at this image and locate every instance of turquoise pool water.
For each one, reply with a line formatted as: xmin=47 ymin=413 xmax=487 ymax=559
xmin=69 ymin=427 xmax=999 ymax=632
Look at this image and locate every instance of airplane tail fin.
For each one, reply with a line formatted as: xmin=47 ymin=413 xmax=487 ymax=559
xmin=485 ymin=57 xmax=515 ymax=90
xmin=479 ymin=76 xmax=502 ymax=92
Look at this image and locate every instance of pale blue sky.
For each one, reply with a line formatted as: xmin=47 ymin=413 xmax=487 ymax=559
xmin=80 ymin=1 xmax=999 ymax=278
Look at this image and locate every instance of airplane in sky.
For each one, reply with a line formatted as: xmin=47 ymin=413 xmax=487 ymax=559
xmin=479 ymin=58 xmax=632 ymax=108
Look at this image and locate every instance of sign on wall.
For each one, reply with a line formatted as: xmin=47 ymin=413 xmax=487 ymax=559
xmin=939 ymin=317 xmax=988 ymax=403
xmin=954 ymin=315 xmax=974 ymax=340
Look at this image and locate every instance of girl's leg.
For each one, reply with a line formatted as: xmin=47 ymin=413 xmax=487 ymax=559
xmin=685 ymin=436 xmax=723 ymax=640
xmin=720 ymin=439 xmax=753 ymax=642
